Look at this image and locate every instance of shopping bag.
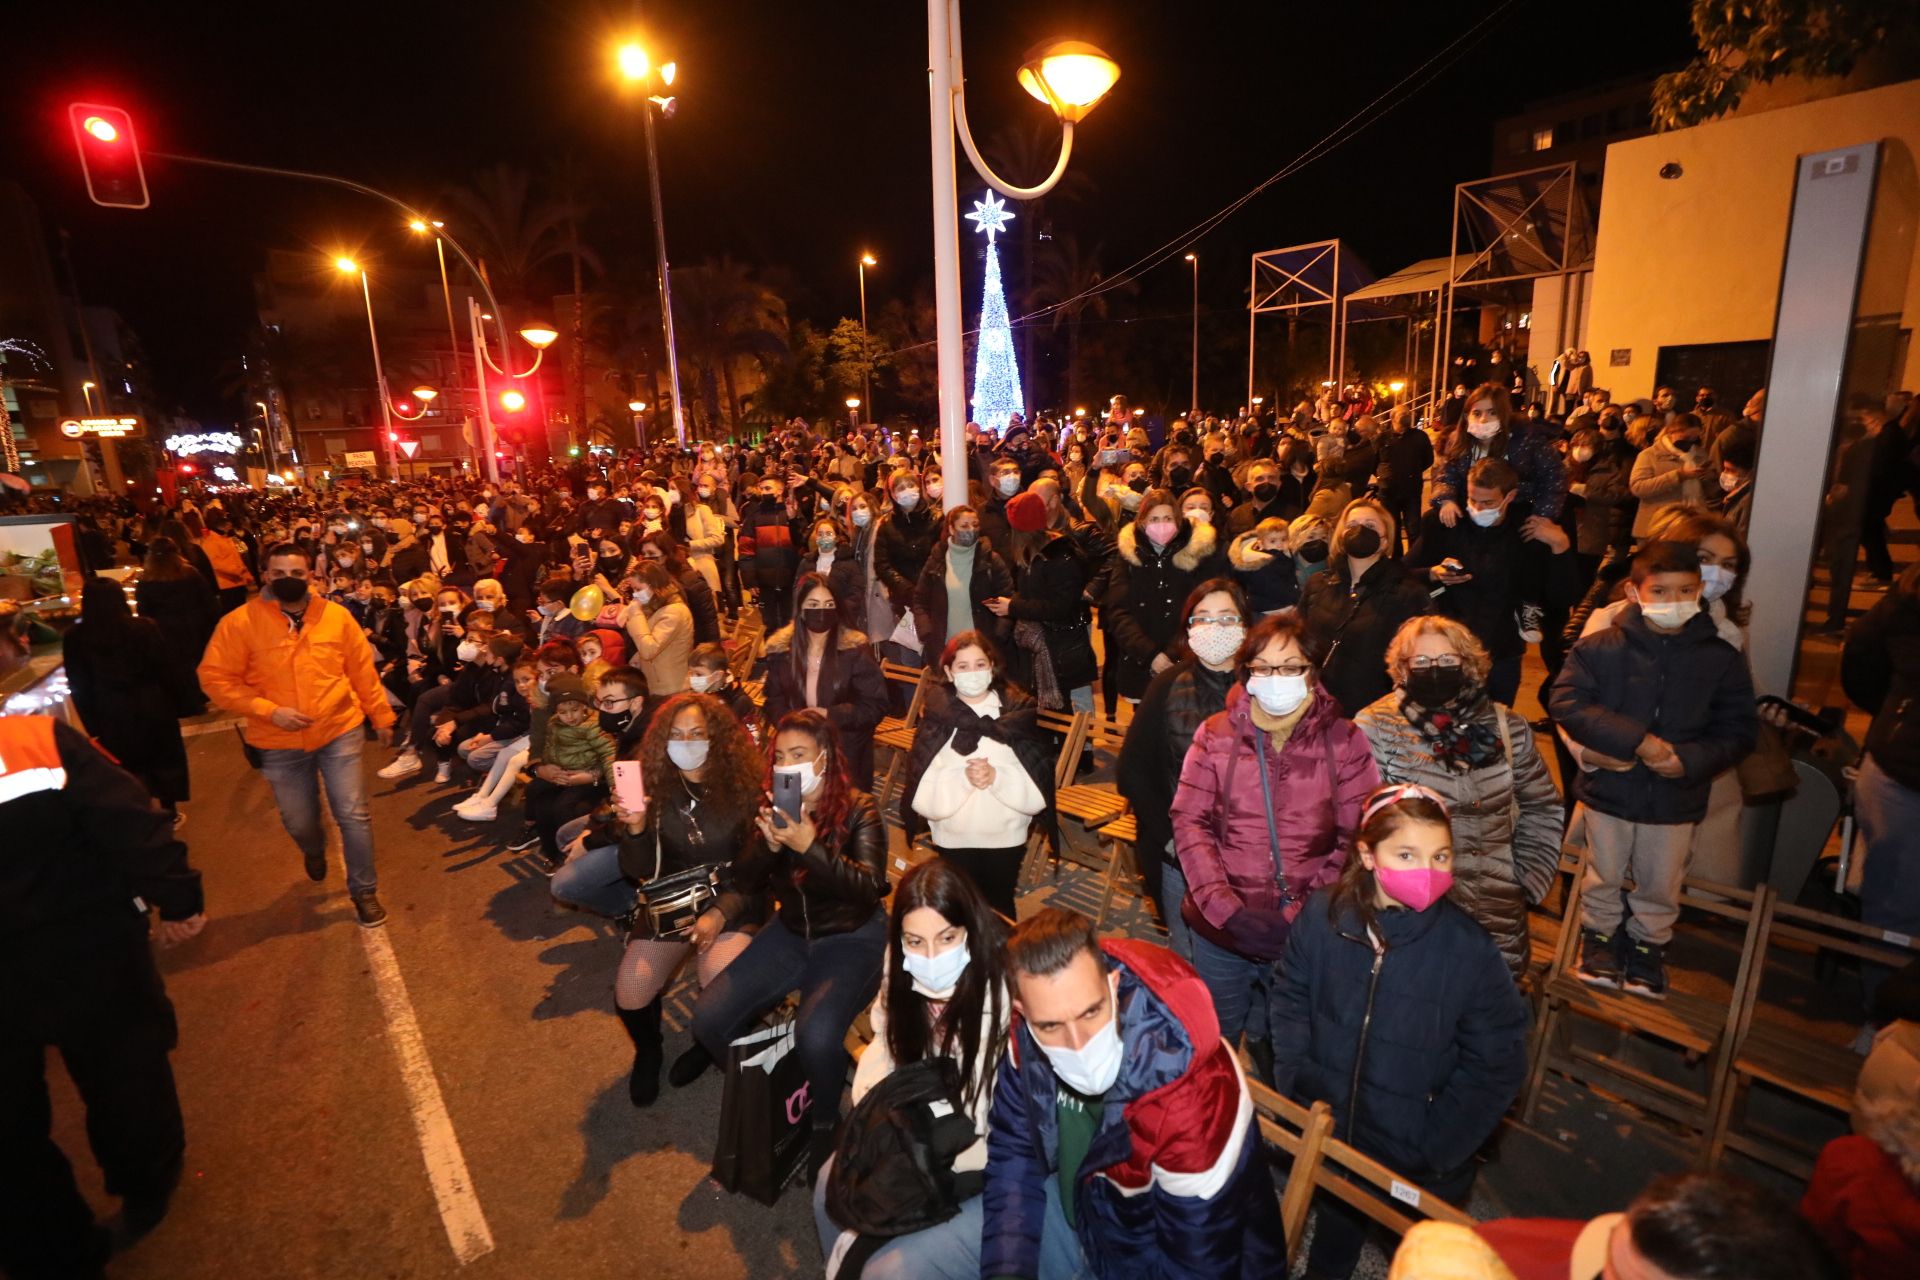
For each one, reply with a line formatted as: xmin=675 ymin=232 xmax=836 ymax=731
xmin=887 ymin=609 xmax=921 ymax=654
xmin=710 ymin=1019 xmax=812 ymax=1204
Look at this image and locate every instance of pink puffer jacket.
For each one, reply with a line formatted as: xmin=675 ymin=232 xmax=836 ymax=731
xmin=1171 ymin=683 xmax=1381 ymax=953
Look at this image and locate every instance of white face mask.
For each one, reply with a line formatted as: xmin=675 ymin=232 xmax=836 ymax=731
xmin=1637 ymin=596 xmax=1702 ymax=629
xmin=1183 ymin=508 xmax=1212 ymax=525
xmin=851 ymin=508 xmax=873 ymax=528
xmin=1467 ymin=421 xmax=1501 ymax=441
xmin=1466 ymin=503 xmax=1503 ymax=527
xmin=1117 ymin=489 xmax=1143 ymax=511
xmin=895 ymin=490 xmax=921 ymax=511
xmin=687 ymin=670 xmax=720 ymax=694
xmin=901 ymin=938 xmax=971 ymax=998
xmin=774 ymin=757 xmax=824 ymax=796
xmin=995 ymin=474 xmax=1020 ymax=497
xmin=1719 ymin=471 xmax=1742 ymax=493
xmin=927 ymin=481 xmax=944 ymax=501
xmin=634 ymin=588 xmax=653 ymax=606
xmin=456 ymin=640 xmax=481 ymax=662
xmin=667 ymin=739 xmax=710 ymax=772
xmin=1571 ymin=446 xmax=1595 ymax=463
xmin=1699 ymin=564 xmax=1735 ymax=602
xmin=1188 ymin=624 xmax=1245 ymax=668
xmin=951 ymin=669 xmax=993 ymax=698
xmin=1037 ymin=973 xmax=1125 ymax=1096
xmin=1247 ymin=672 xmax=1310 ymax=716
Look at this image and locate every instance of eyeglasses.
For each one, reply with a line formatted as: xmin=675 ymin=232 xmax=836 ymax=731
xmin=1248 ymin=662 xmax=1312 ymax=678
xmin=1189 ymin=614 xmax=1243 ymax=627
xmin=595 ymin=696 xmax=633 ymax=710
xmin=1407 ymin=654 xmax=1463 ymax=670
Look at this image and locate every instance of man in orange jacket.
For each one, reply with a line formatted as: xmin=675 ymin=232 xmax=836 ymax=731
xmin=198 ymin=543 xmax=398 ymax=926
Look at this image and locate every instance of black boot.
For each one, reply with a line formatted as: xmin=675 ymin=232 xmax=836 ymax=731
xmin=668 ymin=1040 xmax=714 ymax=1088
xmin=616 ymin=1001 xmax=664 ymax=1107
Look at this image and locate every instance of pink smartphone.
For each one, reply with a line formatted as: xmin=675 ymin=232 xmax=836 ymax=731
xmin=613 ymin=760 xmax=646 ymax=813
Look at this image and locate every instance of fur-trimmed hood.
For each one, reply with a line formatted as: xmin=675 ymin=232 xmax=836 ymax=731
xmin=1228 ymin=530 xmax=1276 ymax=572
xmin=763 ymin=624 xmax=870 ymax=656
xmin=1116 ymin=519 xmax=1216 ymax=572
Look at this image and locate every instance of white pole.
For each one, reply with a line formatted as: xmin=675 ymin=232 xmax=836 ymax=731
xmin=927 ymin=0 xmax=967 ymax=490
xmin=468 ymin=298 xmax=500 ymax=483
xmin=360 ymin=270 xmax=399 ymax=482
xmin=641 ymin=92 xmax=687 ymax=444
xmin=1189 ymin=256 xmax=1199 ymax=416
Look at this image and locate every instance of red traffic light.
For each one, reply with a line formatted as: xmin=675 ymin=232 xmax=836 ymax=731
xmin=67 ymin=103 xmax=149 ymax=209
xmin=179 ymin=462 xmax=195 ymax=474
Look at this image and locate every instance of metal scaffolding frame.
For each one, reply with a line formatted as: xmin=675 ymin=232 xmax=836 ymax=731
xmin=1246 ymin=240 xmax=1372 ymax=406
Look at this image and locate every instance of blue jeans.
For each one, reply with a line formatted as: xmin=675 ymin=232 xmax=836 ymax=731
xmin=692 ymin=912 xmax=887 ymax=1138
xmin=1160 ymin=859 xmax=1194 ymax=960
xmin=550 ymin=842 xmax=634 ymax=918
xmin=1858 ymin=755 xmax=1920 ymax=1011
xmin=258 ymin=726 xmax=378 ymax=896
xmin=812 ymin=1159 xmax=1089 ymax=1280
xmin=1190 ymin=929 xmax=1279 ymax=1045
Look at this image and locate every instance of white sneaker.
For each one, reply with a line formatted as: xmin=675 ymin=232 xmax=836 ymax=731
xmin=377 ymin=751 xmax=422 ymax=780
xmin=435 ymin=761 xmax=453 ymax=784
xmin=455 ymin=800 xmax=498 ymax=822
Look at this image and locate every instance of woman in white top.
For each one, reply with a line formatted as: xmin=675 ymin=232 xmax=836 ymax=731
xmin=813 ymin=858 xmax=1009 ymax=1280
xmin=680 ymin=484 xmax=728 ymax=595
xmin=623 ymin=561 xmax=694 ymax=696
xmin=901 ymin=630 xmax=1057 ymax=918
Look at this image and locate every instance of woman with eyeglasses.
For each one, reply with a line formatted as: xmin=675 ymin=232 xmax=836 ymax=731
xmin=1355 ymin=615 xmax=1563 ymax=981
xmin=1116 ymin=578 xmax=1251 ymax=957
xmin=1169 ymin=614 xmax=1380 ymax=1082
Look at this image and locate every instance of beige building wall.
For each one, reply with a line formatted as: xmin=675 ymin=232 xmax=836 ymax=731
xmin=1584 ymin=77 xmax=1920 ymax=401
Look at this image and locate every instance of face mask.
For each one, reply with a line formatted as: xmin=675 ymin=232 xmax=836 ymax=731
xmin=1117 ymin=489 xmax=1143 ymax=511
xmin=927 ymin=482 xmax=944 ymax=501
xmin=1719 ymin=471 xmax=1742 ymax=494
xmin=1341 ymin=525 xmax=1383 ymax=559
xmin=816 ymin=536 xmax=837 ymax=554
xmin=995 ymin=474 xmax=1021 ymax=497
xmin=1126 ymin=476 xmax=1150 ymax=494
xmin=597 ymin=556 xmax=627 ymax=577
xmin=851 ymin=508 xmax=873 ymax=528
xmin=538 ymin=602 xmax=560 ymax=616
xmin=1143 ymin=519 xmax=1178 ymax=548
xmin=428 ymin=524 xmax=445 ymax=535
xmin=901 ymin=939 xmax=971 ymax=998
xmin=1638 ymin=597 xmax=1702 ymax=629
xmin=1069 ymin=452 xmax=1083 ymax=464
xmin=1296 ymin=538 xmax=1329 ymax=565
xmin=456 ymin=640 xmax=481 ymax=662
xmin=1374 ymin=863 xmax=1453 ymax=912
xmin=774 ymin=757 xmax=824 ymax=797
xmin=667 ymin=738 xmax=710 ymax=772
xmin=895 ymin=490 xmax=920 ymax=511
xmin=587 ymin=489 xmax=604 ymax=500
xmin=698 ymin=489 xmax=715 ymax=501
xmin=1037 ymin=976 xmax=1125 ymax=1096
xmin=1699 ymin=563 xmax=1735 ymax=602
xmin=1466 ymin=503 xmax=1503 ymax=528
xmin=1183 ymin=508 xmax=1211 ymax=525
xmin=473 ymin=599 xmax=497 ymax=612
xmin=1168 ymin=465 xmax=1194 ymax=490
xmin=687 ymin=670 xmax=721 ymax=694
xmin=1253 ymin=481 xmax=1278 ymax=503
xmin=1697 ymin=396 xmax=1715 ymax=410
xmin=1188 ymin=624 xmax=1245 ymax=667
xmin=1572 ymin=446 xmax=1595 ymax=463
xmin=951 ymin=668 xmax=993 ymax=697
xmin=267 ymin=576 xmax=309 ymax=605
xmin=439 ymin=603 xmax=459 ymax=616
xmin=801 ymin=607 xmax=836 ymax=633
xmin=1247 ymin=672 xmax=1310 ymax=715
xmin=372 ymin=518 xmax=390 ymax=529
xmin=1467 ymin=422 xmax=1500 ymax=440
xmin=1406 ymin=665 xmax=1468 ymax=706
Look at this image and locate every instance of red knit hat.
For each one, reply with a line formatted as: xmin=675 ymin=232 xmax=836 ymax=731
xmin=1006 ymin=491 xmax=1048 ymax=533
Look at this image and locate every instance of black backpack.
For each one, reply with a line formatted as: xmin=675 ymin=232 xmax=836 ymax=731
xmin=822 ymin=1057 xmax=981 ymax=1278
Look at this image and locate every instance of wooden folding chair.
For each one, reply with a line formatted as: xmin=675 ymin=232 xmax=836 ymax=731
xmin=1312 ymin=1126 xmax=1478 ymax=1237
xmin=1707 ymin=896 xmax=1920 ymax=1177
xmin=725 ymin=614 xmax=764 ymax=684
xmin=1249 ymin=1082 xmax=1334 ymax=1270
xmin=1019 ymin=709 xmax=1090 ymax=886
xmin=1091 ymin=811 xmax=1142 ymax=930
xmin=1053 ymin=713 xmax=1132 ymax=835
xmin=872 ymin=666 xmax=933 ymax=815
xmin=1522 ymin=868 xmax=1770 ymax=1151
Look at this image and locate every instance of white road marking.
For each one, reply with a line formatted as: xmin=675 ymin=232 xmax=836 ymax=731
xmin=360 ymin=926 xmax=497 ymax=1265
xmin=180 ymin=717 xmax=246 ymax=738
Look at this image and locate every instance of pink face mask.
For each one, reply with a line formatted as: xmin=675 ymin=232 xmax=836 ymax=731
xmin=1144 ymin=519 xmax=1178 ymax=547
xmin=1374 ymin=864 xmax=1452 ymax=912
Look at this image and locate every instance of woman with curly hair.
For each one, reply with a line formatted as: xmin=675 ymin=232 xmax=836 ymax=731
xmin=691 ymin=708 xmax=889 ymax=1176
xmin=609 ymin=692 xmax=767 ymax=1106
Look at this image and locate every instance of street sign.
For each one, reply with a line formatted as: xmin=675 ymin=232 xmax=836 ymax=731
xmin=59 ymin=415 xmax=143 ymax=439
xmin=397 ymin=440 xmax=420 ymax=458
xmin=342 ymin=450 xmax=378 ymax=469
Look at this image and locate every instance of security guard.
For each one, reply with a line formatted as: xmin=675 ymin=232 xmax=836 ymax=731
xmin=1 ymin=620 xmax=206 ymax=1279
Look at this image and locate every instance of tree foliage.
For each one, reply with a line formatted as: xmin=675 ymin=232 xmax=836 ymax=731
xmin=1653 ymin=0 xmax=1920 ymax=129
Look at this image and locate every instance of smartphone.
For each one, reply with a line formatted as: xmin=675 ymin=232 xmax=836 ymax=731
xmin=612 ymin=760 xmax=647 ymax=813
xmin=1756 ymin=695 xmax=1834 ymax=737
xmin=771 ymin=769 xmax=805 ymax=823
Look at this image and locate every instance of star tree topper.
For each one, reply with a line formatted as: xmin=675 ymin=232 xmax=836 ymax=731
xmin=966 ymin=192 xmax=1015 ymax=243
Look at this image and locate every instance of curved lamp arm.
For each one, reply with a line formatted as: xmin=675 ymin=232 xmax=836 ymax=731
xmin=944 ymin=0 xmax=1074 ymax=202
xmin=474 ymin=342 xmax=545 ymax=380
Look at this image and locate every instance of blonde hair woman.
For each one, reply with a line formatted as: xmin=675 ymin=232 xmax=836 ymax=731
xmin=1297 ymin=496 xmax=1432 ymax=716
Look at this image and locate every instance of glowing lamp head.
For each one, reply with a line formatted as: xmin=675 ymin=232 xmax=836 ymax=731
xmin=1017 ymin=40 xmax=1120 ymax=123
xmin=411 ymin=386 xmax=438 ymax=402
xmin=499 ymin=390 xmax=527 ymax=413
xmin=660 ymin=61 xmax=677 ymax=86
xmin=408 ymin=219 xmax=428 ymax=233
xmin=334 ymin=256 xmax=359 ymax=274
xmin=518 ymin=323 xmax=558 ymax=350
xmin=1184 ymin=253 xmax=1196 ymax=263
xmin=1389 ymin=381 xmax=1406 ymax=393
xmin=861 ymin=254 xmax=877 ymax=267
xmin=846 ymin=398 xmax=861 ymax=409
xmin=83 ymin=115 xmax=120 ymax=143
xmin=617 ymin=43 xmax=650 ymax=82
xmin=627 ymin=400 xmax=646 ymax=412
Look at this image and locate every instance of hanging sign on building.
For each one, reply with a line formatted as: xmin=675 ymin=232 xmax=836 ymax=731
xmin=60 ymin=415 xmax=144 ymax=439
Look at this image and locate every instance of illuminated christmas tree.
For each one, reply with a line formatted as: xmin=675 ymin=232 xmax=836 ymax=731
xmin=966 ymin=193 xmax=1024 ymax=432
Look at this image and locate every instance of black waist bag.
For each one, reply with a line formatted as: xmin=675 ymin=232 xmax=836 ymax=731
xmin=823 ymin=1057 xmax=981 ymax=1279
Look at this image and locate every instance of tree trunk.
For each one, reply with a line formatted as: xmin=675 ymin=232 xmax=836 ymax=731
xmin=569 ymin=216 xmax=586 ymax=450
xmin=721 ymin=357 xmax=741 ymax=441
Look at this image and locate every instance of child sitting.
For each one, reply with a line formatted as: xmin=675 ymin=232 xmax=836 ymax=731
xmin=517 ymin=673 xmax=614 ymax=864
xmin=686 ymin=641 xmax=762 ymax=740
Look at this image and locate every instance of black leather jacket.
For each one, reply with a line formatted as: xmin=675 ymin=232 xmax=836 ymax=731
xmin=716 ymin=791 xmax=888 ymax=939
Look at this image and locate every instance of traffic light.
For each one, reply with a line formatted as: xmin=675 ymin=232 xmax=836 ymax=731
xmin=68 ymin=103 xmax=149 ymax=209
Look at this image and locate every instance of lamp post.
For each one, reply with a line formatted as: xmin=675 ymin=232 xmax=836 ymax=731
xmin=1184 ymin=253 xmax=1199 ymax=417
xmin=334 ymin=256 xmax=400 ymax=482
xmin=617 ymin=43 xmax=687 ymax=444
xmin=466 ymin=299 xmax=556 ymax=482
xmin=409 ymin=217 xmax=475 ymax=471
xmin=858 ymin=253 xmax=877 ymax=426
xmin=925 ymin=1 xmax=1119 ymax=487
xmin=628 ymin=399 xmax=648 ymax=449
xmin=846 ymin=397 xmax=862 ymax=431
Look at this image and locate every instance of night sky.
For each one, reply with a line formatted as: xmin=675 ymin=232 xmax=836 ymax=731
xmin=2 ymin=0 xmax=1697 ymax=419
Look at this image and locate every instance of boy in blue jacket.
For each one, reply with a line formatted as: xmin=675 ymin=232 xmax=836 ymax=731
xmin=1549 ymin=541 xmax=1757 ymax=997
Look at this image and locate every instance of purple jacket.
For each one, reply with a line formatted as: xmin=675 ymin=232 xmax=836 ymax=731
xmin=1171 ymin=684 xmax=1381 ymax=958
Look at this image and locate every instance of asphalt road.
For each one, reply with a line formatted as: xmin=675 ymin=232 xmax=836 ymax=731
xmin=49 ymin=724 xmax=816 ymax=1279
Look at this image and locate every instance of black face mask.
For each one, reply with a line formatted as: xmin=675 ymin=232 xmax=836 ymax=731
xmin=1406 ymin=665 xmax=1468 ymax=707
xmin=267 ymin=576 xmax=309 ymax=605
xmin=596 ymin=556 xmax=627 ymax=578
xmin=1168 ymin=465 xmax=1194 ymax=490
xmin=800 ymin=607 xmax=836 ymax=633
xmin=599 ymin=709 xmax=634 ymax=736
xmin=1252 ymin=481 xmax=1278 ymax=504
xmin=1297 ymin=539 xmax=1329 ymax=564
xmin=1127 ymin=477 xmax=1150 ymax=494
xmin=1696 ymin=396 xmax=1715 ymax=410
xmin=1340 ymin=525 xmax=1383 ymax=559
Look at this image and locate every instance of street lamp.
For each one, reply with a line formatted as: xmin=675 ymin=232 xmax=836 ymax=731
xmin=333 ymin=255 xmax=401 ymax=481
xmin=1184 ymin=253 xmax=1199 ymax=418
xmin=465 ymin=300 xmax=555 ymax=483
xmin=846 ymin=396 xmax=862 ymax=430
xmin=80 ymin=380 xmax=97 ymax=413
xmin=858 ymin=253 xmax=877 ymax=425
xmin=617 ymin=40 xmax=688 ymax=445
xmin=926 ymin=1 xmax=1118 ymax=490
xmin=627 ymin=399 xmax=648 ymax=449
xmin=408 ymin=217 xmax=474 ymax=470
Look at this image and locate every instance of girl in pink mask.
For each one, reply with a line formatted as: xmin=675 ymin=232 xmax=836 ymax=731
xmin=1267 ymin=783 xmax=1530 ymax=1279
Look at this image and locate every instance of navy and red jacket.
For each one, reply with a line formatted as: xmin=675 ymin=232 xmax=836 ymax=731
xmin=981 ymin=939 xmax=1283 ymax=1279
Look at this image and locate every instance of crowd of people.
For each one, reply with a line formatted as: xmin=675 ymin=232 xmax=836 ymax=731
xmin=6 ymin=376 xmax=1920 ymax=1279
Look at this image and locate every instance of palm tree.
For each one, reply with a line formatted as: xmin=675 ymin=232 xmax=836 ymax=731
xmin=662 ymin=257 xmax=789 ymax=438
xmin=1030 ymin=235 xmax=1133 ymax=411
xmin=442 ymin=164 xmax=601 ymax=310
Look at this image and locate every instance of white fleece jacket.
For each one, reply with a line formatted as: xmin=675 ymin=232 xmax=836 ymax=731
xmin=908 ymin=692 xmax=1046 ymax=849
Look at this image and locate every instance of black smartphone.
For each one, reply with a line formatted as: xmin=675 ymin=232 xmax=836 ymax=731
xmin=771 ymin=770 xmax=805 ymax=823
xmin=1756 ymin=694 xmax=1833 ymax=737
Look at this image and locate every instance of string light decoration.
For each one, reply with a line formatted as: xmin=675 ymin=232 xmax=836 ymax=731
xmin=965 ymin=193 xmax=1024 ymax=433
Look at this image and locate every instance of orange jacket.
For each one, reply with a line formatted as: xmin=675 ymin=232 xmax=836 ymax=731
xmin=198 ymin=531 xmax=254 ymax=590
xmin=197 ymin=595 xmax=395 ymax=751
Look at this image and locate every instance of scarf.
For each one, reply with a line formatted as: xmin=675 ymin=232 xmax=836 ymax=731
xmin=1248 ymin=693 xmax=1312 ymax=753
xmin=1398 ymin=684 xmax=1503 ymax=772
xmin=945 ymin=539 xmax=977 ymax=640
xmin=944 ymin=691 xmax=1008 ymax=756
xmin=1011 ymin=620 xmax=1063 ymax=709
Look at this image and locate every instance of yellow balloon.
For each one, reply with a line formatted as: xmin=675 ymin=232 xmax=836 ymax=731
xmin=568 ymin=584 xmax=605 ymax=622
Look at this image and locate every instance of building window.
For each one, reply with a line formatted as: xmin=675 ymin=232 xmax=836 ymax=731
xmin=1531 ymin=127 xmax=1553 ymax=152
